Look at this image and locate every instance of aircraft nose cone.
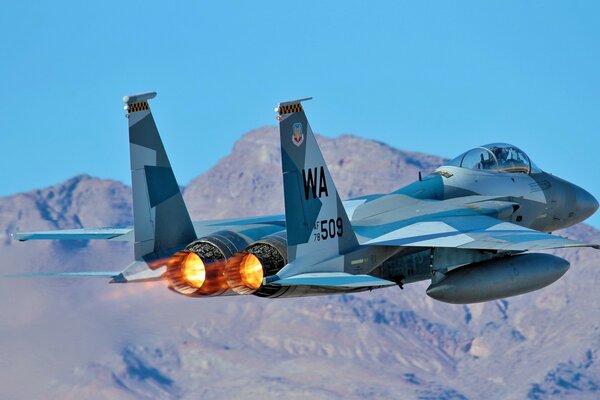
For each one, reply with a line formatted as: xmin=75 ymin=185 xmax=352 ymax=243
xmin=575 ymin=186 xmax=599 ymax=220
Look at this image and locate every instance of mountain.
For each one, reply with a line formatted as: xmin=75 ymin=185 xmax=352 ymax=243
xmin=0 ymin=127 xmax=599 ymax=400
xmin=183 ymin=127 xmax=445 ymax=219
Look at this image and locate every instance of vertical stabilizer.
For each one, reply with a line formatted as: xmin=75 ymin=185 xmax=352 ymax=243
xmin=124 ymin=92 xmax=196 ymax=260
xmin=276 ymin=98 xmax=359 ymax=266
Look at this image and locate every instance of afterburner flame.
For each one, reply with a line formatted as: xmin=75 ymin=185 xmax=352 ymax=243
xmin=224 ymin=252 xmax=265 ymax=294
xmin=165 ymin=250 xmax=229 ymax=296
xmin=239 ymin=253 xmax=264 ymax=290
xmin=182 ymin=252 xmax=206 ymax=288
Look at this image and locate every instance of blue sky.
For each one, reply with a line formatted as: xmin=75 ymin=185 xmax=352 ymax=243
xmin=1 ymin=1 xmax=599 ymax=227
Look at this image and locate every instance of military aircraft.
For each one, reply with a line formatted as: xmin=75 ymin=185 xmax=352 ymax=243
xmin=13 ymin=92 xmax=599 ymax=303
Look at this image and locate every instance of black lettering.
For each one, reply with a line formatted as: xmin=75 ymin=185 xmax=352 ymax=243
xmin=328 ymin=219 xmax=336 ymax=238
xmin=315 ymin=218 xmax=344 ymax=241
xmin=303 ymin=166 xmax=329 ymax=200
xmin=302 ymin=168 xmax=318 ymax=200
xmin=320 ymin=219 xmax=328 ymax=239
xmin=318 ymin=166 xmax=329 ymax=198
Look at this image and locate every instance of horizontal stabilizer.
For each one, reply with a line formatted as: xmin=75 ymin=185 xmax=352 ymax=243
xmin=269 ymin=273 xmax=395 ymax=288
xmin=6 ymin=259 xmax=166 ymax=283
xmin=6 ymin=271 xmax=120 ymax=279
xmin=12 ymin=228 xmax=133 ymax=242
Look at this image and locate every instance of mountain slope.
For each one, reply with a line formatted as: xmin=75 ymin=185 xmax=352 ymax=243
xmin=183 ymin=127 xmax=445 ymax=219
xmin=0 ymin=127 xmax=598 ymax=400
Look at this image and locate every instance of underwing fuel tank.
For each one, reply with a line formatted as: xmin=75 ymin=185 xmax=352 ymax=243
xmin=426 ymin=253 xmax=570 ymax=304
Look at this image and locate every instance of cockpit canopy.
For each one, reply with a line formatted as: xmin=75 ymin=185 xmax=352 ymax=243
xmin=445 ymin=143 xmax=541 ymax=174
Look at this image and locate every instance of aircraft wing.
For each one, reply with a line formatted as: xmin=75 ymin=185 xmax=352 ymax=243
xmin=11 ymin=215 xmax=286 ymax=242
xmin=6 ymin=271 xmax=121 ymax=278
xmin=11 ymin=227 xmax=134 ymax=242
xmin=359 ymin=215 xmax=598 ymax=252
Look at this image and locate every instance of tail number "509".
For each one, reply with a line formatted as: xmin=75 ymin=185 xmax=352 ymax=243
xmin=313 ymin=217 xmax=343 ymax=241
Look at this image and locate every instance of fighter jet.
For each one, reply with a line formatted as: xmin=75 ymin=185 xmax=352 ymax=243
xmin=13 ymin=92 xmax=599 ymax=303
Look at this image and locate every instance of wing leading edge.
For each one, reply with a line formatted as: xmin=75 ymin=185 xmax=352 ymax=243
xmin=11 ymin=228 xmax=134 ymax=242
xmin=12 ymin=215 xmax=287 ymax=243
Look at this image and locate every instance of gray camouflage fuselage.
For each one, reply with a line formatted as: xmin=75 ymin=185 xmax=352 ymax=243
xmin=347 ymin=159 xmax=598 ymax=289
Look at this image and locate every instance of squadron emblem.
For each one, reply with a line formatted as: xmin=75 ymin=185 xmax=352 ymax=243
xmin=292 ymin=122 xmax=304 ymax=147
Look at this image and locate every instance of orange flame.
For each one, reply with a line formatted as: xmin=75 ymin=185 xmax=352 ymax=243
xmin=165 ymin=250 xmax=229 ymax=296
xmin=224 ymin=252 xmax=264 ymax=294
xmin=239 ymin=254 xmax=264 ymax=290
xmin=182 ymin=252 xmax=206 ymax=288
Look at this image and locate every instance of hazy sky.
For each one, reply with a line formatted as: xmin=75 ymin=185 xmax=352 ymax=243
xmin=1 ymin=1 xmax=599 ymax=227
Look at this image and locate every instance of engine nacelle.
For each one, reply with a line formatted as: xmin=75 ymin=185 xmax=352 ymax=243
xmin=426 ymin=253 xmax=570 ymax=304
xmin=165 ymin=231 xmax=251 ymax=297
xmin=224 ymin=231 xmax=288 ymax=297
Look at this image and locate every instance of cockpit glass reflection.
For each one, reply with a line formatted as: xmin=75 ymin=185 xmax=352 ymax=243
xmin=461 ymin=148 xmax=498 ymax=171
xmin=446 ymin=143 xmax=537 ymax=174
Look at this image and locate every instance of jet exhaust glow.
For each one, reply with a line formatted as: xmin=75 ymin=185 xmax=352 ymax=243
xmin=224 ymin=253 xmax=264 ymax=294
xmin=182 ymin=252 xmax=205 ymax=288
xmin=165 ymin=250 xmax=229 ymax=296
xmin=239 ymin=253 xmax=264 ymax=289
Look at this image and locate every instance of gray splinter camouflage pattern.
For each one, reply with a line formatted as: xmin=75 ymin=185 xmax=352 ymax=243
xmin=124 ymin=92 xmax=197 ymax=260
xmin=277 ymin=99 xmax=358 ymax=267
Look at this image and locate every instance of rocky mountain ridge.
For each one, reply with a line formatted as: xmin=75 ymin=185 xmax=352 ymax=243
xmin=1 ymin=127 xmax=599 ymax=400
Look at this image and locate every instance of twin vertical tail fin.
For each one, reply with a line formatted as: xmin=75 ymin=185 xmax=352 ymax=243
xmin=125 ymin=93 xmax=354 ymax=269
xmin=276 ymin=98 xmax=358 ymax=264
xmin=124 ymin=92 xmax=197 ymax=260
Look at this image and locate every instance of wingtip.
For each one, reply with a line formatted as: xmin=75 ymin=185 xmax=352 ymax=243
xmin=10 ymin=232 xmax=26 ymax=241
